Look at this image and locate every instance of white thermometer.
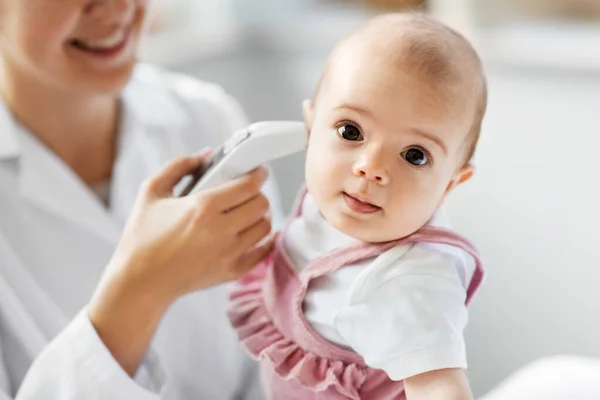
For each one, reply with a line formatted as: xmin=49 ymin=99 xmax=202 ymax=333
xmin=176 ymin=121 xmax=307 ymax=196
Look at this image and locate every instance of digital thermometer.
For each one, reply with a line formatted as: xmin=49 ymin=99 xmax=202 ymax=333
xmin=176 ymin=121 xmax=307 ymax=196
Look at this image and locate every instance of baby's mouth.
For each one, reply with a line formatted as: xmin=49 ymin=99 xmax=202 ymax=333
xmin=342 ymin=192 xmax=382 ymax=214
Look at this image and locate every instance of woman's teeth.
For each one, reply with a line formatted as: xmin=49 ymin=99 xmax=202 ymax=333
xmin=74 ymin=31 xmax=126 ymax=50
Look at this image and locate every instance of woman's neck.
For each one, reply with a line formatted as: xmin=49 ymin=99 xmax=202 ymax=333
xmin=0 ymin=63 xmax=120 ymax=186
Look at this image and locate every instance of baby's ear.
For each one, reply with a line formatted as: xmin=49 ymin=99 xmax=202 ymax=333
xmin=446 ymin=163 xmax=474 ymax=194
xmin=302 ymin=99 xmax=315 ymax=132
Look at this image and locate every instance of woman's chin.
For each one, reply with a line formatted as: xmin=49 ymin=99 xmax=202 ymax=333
xmin=67 ymin=61 xmax=137 ymax=95
xmin=62 ymin=31 xmax=140 ymax=94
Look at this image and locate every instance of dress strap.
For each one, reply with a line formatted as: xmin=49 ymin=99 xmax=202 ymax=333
xmin=300 ymin=226 xmax=484 ymax=304
xmin=407 ymin=226 xmax=484 ymax=304
xmin=300 ymin=240 xmax=399 ymax=283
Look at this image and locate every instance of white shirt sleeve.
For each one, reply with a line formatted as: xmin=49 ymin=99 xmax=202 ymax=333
xmin=333 ymin=244 xmax=469 ymax=381
xmin=12 ymin=309 xmax=169 ymax=400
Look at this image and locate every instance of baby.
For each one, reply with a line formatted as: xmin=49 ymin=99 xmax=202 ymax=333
xmin=229 ymin=13 xmax=487 ymax=400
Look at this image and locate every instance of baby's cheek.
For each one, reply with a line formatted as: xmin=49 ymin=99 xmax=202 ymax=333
xmin=388 ymin=185 xmax=438 ymax=233
xmin=306 ymin=140 xmax=335 ymax=182
xmin=305 ymin=150 xmax=327 ymax=199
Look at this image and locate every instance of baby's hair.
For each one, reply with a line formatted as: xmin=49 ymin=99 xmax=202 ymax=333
xmin=314 ymin=13 xmax=487 ymax=165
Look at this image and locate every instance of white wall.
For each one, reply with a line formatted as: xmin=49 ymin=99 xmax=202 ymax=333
xmin=170 ymin=22 xmax=600 ymax=396
xmin=447 ymin=66 xmax=600 ymax=394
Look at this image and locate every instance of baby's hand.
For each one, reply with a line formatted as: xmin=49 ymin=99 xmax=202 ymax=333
xmin=403 ymin=368 xmax=473 ymax=400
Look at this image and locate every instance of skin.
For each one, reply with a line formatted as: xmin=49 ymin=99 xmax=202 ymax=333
xmin=304 ymin=45 xmax=474 ymax=244
xmin=303 ymin=33 xmax=477 ymax=400
xmin=0 ymin=0 xmax=274 ymax=376
xmin=0 ymin=0 xmax=147 ymax=185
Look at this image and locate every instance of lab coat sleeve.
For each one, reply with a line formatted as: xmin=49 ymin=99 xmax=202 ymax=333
xmin=12 ymin=308 xmax=169 ymax=400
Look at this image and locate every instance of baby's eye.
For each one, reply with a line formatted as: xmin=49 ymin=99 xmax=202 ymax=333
xmin=337 ymin=124 xmax=363 ymax=141
xmin=402 ymin=148 xmax=430 ymax=166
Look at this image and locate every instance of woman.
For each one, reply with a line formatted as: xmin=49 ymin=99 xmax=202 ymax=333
xmin=0 ymin=0 xmax=284 ymax=398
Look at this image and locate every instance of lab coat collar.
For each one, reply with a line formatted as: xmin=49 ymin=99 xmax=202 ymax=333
xmin=0 ymin=64 xmax=192 ymax=244
xmin=0 ymin=93 xmax=121 ymax=244
xmin=17 ymin=127 xmax=123 ymax=245
xmin=0 ymin=95 xmax=19 ymax=160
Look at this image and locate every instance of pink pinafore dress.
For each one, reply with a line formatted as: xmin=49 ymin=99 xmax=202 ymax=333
xmin=229 ymin=190 xmax=484 ymax=399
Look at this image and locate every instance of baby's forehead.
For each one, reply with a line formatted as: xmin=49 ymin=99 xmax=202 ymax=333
xmin=320 ymin=70 xmax=472 ymax=142
xmin=321 ymin=48 xmax=473 ymax=124
xmin=349 ymin=20 xmax=476 ymax=84
xmin=320 ymin=14 xmax=483 ymax=100
xmin=316 ymin=14 xmax=485 ymax=135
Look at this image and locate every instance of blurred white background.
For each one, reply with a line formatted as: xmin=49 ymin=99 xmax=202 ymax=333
xmin=140 ymin=0 xmax=600 ymax=396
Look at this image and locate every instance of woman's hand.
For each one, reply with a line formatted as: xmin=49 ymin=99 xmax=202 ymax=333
xmin=89 ymin=149 xmax=276 ymax=375
xmin=112 ymin=149 xmax=274 ymax=297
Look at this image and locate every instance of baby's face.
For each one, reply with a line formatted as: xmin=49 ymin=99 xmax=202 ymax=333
xmin=304 ymin=55 xmax=474 ymax=243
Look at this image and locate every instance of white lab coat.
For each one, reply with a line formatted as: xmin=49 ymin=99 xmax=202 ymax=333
xmin=0 ymin=64 xmax=284 ymax=400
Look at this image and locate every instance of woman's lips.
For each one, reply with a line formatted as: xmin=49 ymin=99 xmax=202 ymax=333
xmin=70 ymin=27 xmax=131 ymax=58
xmin=343 ymin=192 xmax=382 ymax=214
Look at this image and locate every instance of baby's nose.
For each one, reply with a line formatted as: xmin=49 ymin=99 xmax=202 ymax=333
xmin=352 ymin=156 xmax=390 ymax=185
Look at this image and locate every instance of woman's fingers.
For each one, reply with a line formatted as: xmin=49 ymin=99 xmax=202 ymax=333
xmin=197 ymin=167 xmax=268 ymax=213
xmin=146 ymin=149 xmax=211 ymax=197
xmin=115 ymin=156 xmax=275 ymax=296
xmin=221 ymin=193 xmax=271 ymax=233
xmin=222 ymin=216 xmax=272 ymax=270
xmin=239 ymin=217 xmax=272 ymax=250
xmin=233 ymin=225 xmax=277 ymax=277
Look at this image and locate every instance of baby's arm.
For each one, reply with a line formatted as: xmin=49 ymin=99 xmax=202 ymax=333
xmin=404 ymin=368 xmax=473 ymax=400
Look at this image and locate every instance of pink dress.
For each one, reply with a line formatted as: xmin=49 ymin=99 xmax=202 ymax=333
xmin=228 ymin=190 xmax=484 ymax=400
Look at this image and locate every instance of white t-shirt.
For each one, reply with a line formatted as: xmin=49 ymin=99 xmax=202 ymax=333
xmin=284 ymin=193 xmax=476 ymax=381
